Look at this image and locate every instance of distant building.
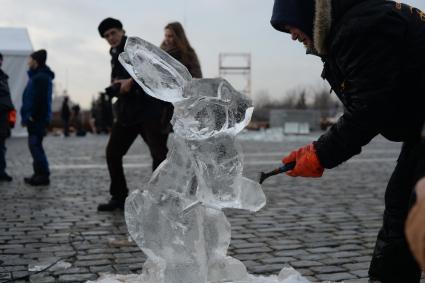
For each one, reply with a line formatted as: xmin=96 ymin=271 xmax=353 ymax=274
xmin=270 ymin=109 xmax=321 ymax=133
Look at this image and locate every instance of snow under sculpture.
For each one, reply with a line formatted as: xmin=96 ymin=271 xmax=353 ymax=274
xmin=103 ymin=37 xmax=309 ymax=283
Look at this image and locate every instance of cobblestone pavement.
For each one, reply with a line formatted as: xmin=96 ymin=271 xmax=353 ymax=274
xmin=0 ymin=133 xmax=419 ymax=282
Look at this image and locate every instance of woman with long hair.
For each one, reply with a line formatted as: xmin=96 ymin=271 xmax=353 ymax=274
xmin=160 ymin=22 xmax=202 ymax=78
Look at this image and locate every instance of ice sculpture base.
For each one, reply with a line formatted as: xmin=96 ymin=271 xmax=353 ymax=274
xmin=86 ymin=275 xmax=305 ymax=283
xmin=86 ymin=267 xmax=311 ymax=283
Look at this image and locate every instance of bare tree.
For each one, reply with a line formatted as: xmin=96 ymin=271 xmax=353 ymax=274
xmin=295 ymin=90 xmax=307 ymax=109
xmin=312 ymin=85 xmax=342 ymax=118
xmin=253 ymin=89 xmax=272 ymax=108
xmin=313 ymin=88 xmax=332 ymax=118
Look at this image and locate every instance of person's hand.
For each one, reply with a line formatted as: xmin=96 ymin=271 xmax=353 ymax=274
xmin=116 ymin=78 xmax=133 ymax=94
xmin=282 ymin=143 xmax=324 ymax=177
xmin=415 ymin=177 xmax=425 ymax=201
xmin=405 ymin=177 xmax=425 ymax=270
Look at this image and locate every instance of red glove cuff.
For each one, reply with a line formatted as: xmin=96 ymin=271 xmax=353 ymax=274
xmin=282 ymin=143 xmax=324 ymax=178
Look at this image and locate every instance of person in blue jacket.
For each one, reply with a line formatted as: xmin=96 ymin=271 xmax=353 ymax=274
xmin=20 ymin=49 xmax=54 ymax=186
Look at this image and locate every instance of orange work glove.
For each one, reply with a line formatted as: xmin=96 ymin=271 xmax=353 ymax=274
xmin=282 ymin=143 xmax=324 ymax=177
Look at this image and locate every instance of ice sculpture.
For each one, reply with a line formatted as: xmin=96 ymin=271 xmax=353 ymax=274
xmin=118 ymin=37 xmax=309 ymax=283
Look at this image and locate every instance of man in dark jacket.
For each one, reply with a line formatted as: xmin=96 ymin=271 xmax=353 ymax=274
xmin=61 ymin=96 xmax=70 ymax=137
xmin=21 ymin=49 xmax=54 ymax=186
xmin=271 ymin=1 xmax=425 ymax=282
xmin=97 ymin=18 xmax=172 ymax=211
xmin=0 ymin=53 xmax=15 ymax=182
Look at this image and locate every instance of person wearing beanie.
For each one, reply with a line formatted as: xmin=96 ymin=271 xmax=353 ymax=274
xmin=20 ymin=49 xmax=55 ymax=186
xmin=96 ymin=18 xmax=172 ymax=211
xmin=271 ymin=0 xmax=425 ymax=282
xmin=30 ymin=49 xmax=47 ymax=66
xmin=0 ymin=53 xmax=15 ymax=182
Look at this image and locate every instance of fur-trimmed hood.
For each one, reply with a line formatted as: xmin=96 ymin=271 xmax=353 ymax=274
xmin=313 ymin=0 xmax=332 ymax=56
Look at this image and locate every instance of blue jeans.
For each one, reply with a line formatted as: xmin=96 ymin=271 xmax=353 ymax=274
xmin=27 ymin=123 xmax=49 ymax=176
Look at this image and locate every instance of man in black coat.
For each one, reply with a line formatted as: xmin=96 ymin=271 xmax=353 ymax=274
xmin=0 ymin=53 xmax=15 ymax=182
xmin=271 ymin=0 xmax=425 ymax=282
xmin=97 ymin=18 xmax=172 ymax=211
xmin=61 ymin=96 xmax=70 ymax=137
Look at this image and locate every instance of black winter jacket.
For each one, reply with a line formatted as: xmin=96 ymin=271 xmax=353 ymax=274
xmin=0 ymin=69 xmax=14 ymax=138
xmin=0 ymin=69 xmax=13 ymax=113
xmin=312 ymin=0 xmax=425 ymax=168
xmin=109 ymin=36 xmax=171 ymax=127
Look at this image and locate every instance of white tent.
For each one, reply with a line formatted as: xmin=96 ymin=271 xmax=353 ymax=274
xmin=0 ymin=27 xmax=33 ymax=136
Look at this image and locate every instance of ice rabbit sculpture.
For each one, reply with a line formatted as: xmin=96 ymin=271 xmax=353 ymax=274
xmin=120 ymin=37 xmax=266 ymax=283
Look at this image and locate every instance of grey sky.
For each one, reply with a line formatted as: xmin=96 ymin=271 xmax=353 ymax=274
xmin=1 ymin=0 xmax=424 ymax=108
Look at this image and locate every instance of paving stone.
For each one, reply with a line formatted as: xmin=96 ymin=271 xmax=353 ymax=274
xmin=316 ymin=272 xmax=357 ymax=282
xmin=0 ymin=273 xmax=12 ymax=280
xmin=331 ymin=251 xmax=362 ymax=258
xmin=74 ymin=259 xmax=112 ymax=267
xmin=291 ymin=260 xmax=323 ymax=268
xmin=234 ymin=253 xmax=272 ymax=261
xmin=350 ymin=269 xmax=369 ymax=278
xmin=311 ymin=265 xmax=346 ymax=274
xmin=231 ymin=242 xmax=267 ymax=249
xmin=115 ymin=257 xmax=144 ymax=264
xmin=89 ymin=265 xmax=115 ymax=273
xmin=275 ymin=249 xmax=309 ymax=257
xmin=260 ymin=257 xmax=295 ymax=264
xmin=343 ymin=262 xmax=370 ymax=270
xmin=270 ymin=244 xmax=303 ymax=251
xmin=321 ymin=257 xmax=357 ymax=265
xmin=297 ymin=268 xmax=314 ymax=276
xmin=307 ymin=247 xmax=336 ymax=253
xmin=234 ymin=247 xmax=273 ymax=254
xmin=296 ymin=254 xmax=328 ymax=261
xmin=250 ymin=264 xmax=285 ymax=274
xmin=30 ymin=275 xmax=56 ymax=283
xmin=77 ymin=254 xmax=114 ymax=261
xmin=58 ymin=273 xmax=97 ymax=282
xmin=53 ymin=267 xmax=90 ymax=276
xmin=12 ymin=271 xmax=30 ymax=279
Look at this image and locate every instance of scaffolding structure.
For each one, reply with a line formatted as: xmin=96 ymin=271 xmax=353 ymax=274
xmin=218 ymin=53 xmax=251 ymax=98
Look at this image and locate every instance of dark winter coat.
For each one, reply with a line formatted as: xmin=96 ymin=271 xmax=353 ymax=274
xmin=109 ymin=36 xmax=170 ymax=127
xmin=0 ymin=69 xmax=14 ymax=138
xmin=20 ymin=66 xmax=54 ymax=125
xmin=311 ymin=0 xmax=425 ymax=168
xmin=166 ymin=47 xmax=203 ymax=79
xmin=61 ymin=100 xmax=70 ymax=121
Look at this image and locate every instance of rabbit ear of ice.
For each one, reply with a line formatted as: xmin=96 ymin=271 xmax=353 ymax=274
xmin=118 ymin=37 xmax=192 ymax=103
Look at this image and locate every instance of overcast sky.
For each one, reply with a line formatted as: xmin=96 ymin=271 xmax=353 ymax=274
xmin=1 ymin=0 xmax=424 ymax=108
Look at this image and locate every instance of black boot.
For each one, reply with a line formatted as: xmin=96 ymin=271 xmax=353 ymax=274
xmin=24 ymin=175 xmax=50 ymax=186
xmin=0 ymin=173 xmax=12 ymax=182
xmin=97 ymin=198 xmax=125 ymax=211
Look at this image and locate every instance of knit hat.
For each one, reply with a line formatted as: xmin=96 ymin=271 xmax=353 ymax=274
xmin=270 ymin=0 xmax=315 ymax=40
xmin=30 ymin=49 xmax=47 ymax=66
xmin=98 ymin=17 xmax=123 ymax=37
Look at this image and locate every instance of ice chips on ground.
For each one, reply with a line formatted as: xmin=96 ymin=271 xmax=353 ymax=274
xmin=87 ymin=266 xmax=309 ymax=283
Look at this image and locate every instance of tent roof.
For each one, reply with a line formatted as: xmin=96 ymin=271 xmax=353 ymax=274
xmin=0 ymin=27 xmax=33 ymax=56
